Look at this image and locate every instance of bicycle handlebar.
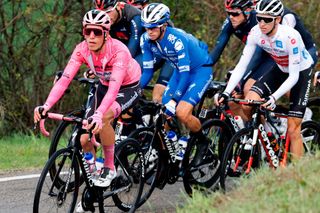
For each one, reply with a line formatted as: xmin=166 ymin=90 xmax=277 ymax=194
xmin=229 ymin=97 xmax=266 ymax=106
xmin=38 ymin=112 xmax=100 ymax=147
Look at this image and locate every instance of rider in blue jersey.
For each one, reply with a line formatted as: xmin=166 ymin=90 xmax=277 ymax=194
xmin=141 ymin=3 xmax=214 ymax=166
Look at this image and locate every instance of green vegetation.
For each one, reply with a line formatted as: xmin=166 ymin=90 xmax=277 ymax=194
xmin=178 ymin=153 xmax=320 ymax=213
xmin=0 ymin=134 xmax=50 ymax=171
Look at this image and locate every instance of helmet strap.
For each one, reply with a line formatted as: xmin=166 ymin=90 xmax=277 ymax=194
xmin=114 ymin=7 xmax=121 ymax=23
xmin=266 ymin=20 xmax=276 ymax=36
xmin=93 ymin=37 xmax=106 ymax=53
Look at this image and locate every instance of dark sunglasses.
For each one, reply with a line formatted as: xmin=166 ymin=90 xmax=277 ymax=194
xmin=256 ymin=16 xmax=276 ymax=23
xmin=226 ymin=11 xmax=242 ymax=17
xmin=83 ymin=28 xmax=104 ymax=36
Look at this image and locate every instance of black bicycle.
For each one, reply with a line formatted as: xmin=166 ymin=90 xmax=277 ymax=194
xmin=33 ymin=112 xmax=144 ymax=213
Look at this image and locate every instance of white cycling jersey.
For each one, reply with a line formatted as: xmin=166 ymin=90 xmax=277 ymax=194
xmin=225 ymin=24 xmax=313 ymax=100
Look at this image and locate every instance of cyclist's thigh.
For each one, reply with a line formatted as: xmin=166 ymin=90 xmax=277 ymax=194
xmin=250 ymin=66 xmax=286 ymax=98
xmin=112 ymin=82 xmax=142 ymax=118
xmin=180 ymin=67 xmax=212 ymax=106
xmin=289 ymin=68 xmax=312 ymax=118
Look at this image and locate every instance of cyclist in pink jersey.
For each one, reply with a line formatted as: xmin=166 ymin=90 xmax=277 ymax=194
xmin=34 ymin=10 xmax=141 ymax=188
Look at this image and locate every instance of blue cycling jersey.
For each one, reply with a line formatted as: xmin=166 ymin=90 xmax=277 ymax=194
xmin=140 ymin=27 xmax=213 ymax=101
xmin=110 ymin=3 xmax=144 ymax=58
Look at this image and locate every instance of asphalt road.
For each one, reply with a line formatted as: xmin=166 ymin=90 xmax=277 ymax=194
xmin=0 ymin=169 xmax=187 ymax=213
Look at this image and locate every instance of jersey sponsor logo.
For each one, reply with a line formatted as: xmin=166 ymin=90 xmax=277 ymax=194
xmin=261 ymin=39 xmax=265 ymax=44
xmin=293 ymin=47 xmax=299 ymax=55
xmin=179 ymin=65 xmax=189 ymax=72
xmin=178 ymin=53 xmax=185 ymax=59
xmin=174 ymin=39 xmax=184 ymax=52
xmin=167 ymin=34 xmax=177 ymax=44
xmin=302 ymin=49 xmax=308 ymax=59
xmin=275 ymin=40 xmax=283 ymax=48
xmin=76 ymin=52 xmax=81 ymax=56
xmin=291 ymin=38 xmax=296 ymax=44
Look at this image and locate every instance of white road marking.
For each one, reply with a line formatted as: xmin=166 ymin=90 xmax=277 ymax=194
xmin=0 ymin=173 xmax=41 ymax=182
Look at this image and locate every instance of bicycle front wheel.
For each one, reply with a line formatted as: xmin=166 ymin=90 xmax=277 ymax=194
xmin=111 ymin=138 xmax=145 ymax=212
xmin=301 ymin=120 xmax=320 ymax=155
xmin=33 ymin=148 xmax=80 ymax=213
xmin=220 ymin=127 xmax=261 ymax=192
xmin=182 ymin=119 xmax=232 ymax=196
xmin=127 ymin=127 xmax=159 ymax=208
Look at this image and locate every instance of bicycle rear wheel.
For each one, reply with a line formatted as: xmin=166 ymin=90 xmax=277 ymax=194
xmin=33 ymin=148 xmax=80 ymax=213
xmin=220 ymin=127 xmax=261 ymax=192
xmin=301 ymin=120 xmax=320 ymax=155
xmin=111 ymin=138 xmax=144 ymax=212
xmin=182 ymin=119 xmax=232 ymax=195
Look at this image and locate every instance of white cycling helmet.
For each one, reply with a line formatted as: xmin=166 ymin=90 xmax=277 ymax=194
xmin=82 ymin=9 xmax=111 ymax=31
xmin=141 ymin=3 xmax=170 ymax=28
xmin=256 ymin=0 xmax=284 ymax=16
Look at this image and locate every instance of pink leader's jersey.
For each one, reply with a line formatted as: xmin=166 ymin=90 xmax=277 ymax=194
xmin=44 ymin=37 xmax=141 ymax=115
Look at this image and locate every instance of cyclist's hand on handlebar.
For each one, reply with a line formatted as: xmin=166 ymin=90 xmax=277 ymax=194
xmin=262 ymin=95 xmax=276 ymax=111
xmin=84 ymin=69 xmax=96 ymax=79
xmin=214 ymin=92 xmax=230 ymax=106
xmin=34 ymin=105 xmax=50 ymax=123
xmin=86 ymin=111 xmax=103 ymax=134
xmin=313 ymin=71 xmax=320 ymax=87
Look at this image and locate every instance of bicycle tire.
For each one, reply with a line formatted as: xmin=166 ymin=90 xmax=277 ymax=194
xmin=48 ymin=114 xmax=85 ymax=191
xmin=182 ymin=119 xmax=232 ymax=196
xmin=33 ymin=148 xmax=80 ymax=213
xmin=127 ymin=127 xmax=160 ymax=208
xmin=307 ymin=97 xmax=320 ymax=121
xmin=220 ymin=127 xmax=261 ymax=192
xmin=111 ymin=138 xmax=145 ymax=212
xmin=49 ymin=109 xmax=83 ymax=156
xmin=301 ymin=120 xmax=320 ymax=155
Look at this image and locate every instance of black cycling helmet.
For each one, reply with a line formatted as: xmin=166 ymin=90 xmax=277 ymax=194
xmin=225 ymin=0 xmax=253 ymax=10
xmin=127 ymin=0 xmax=149 ymax=5
xmin=94 ymin=0 xmax=118 ymax=10
xmin=256 ymin=0 xmax=284 ymax=16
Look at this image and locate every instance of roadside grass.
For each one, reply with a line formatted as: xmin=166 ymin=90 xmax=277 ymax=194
xmin=0 ymin=134 xmax=50 ymax=172
xmin=178 ymin=153 xmax=320 ymax=213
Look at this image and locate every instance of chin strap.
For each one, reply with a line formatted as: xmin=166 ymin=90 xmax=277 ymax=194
xmin=266 ymin=20 xmax=277 ymax=36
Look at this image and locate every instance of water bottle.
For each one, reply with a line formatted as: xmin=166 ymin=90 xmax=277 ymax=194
xmin=166 ymin=130 xmax=178 ymax=162
xmin=234 ymin=115 xmax=245 ymax=130
xmin=267 ymin=132 xmax=279 ymax=153
xmin=95 ymin=157 xmax=104 ymax=176
xmin=175 ymin=136 xmax=188 ymax=161
xmin=84 ymin=152 xmax=96 ymax=173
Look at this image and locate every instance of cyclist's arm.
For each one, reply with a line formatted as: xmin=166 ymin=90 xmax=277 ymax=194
xmin=271 ymin=38 xmax=301 ymax=100
xmin=282 ymin=14 xmax=296 ymax=28
xmin=127 ymin=15 xmax=144 ymax=57
xmin=209 ymin=19 xmax=233 ymax=65
xmin=140 ymin=34 xmax=155 ymax=88
xmin=172 ymin=37 xmax=191 ymax=102
xmin=95 ymin=50 xmax=129 ymax=115
xmin=224 ymin=29 xmax=257 ymax=94
xmin=44 ymin=51 xmax=83 ymax=109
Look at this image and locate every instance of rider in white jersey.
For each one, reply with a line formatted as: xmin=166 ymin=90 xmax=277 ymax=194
xmin=215 ymin=0 xmax=313 ymax=160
